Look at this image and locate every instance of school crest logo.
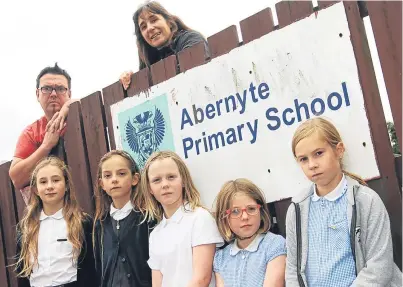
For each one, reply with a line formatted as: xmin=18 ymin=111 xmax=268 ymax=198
xmin=118 ymin=94 xmax=175 ymax=168
xmin=125 ymin=108 xmax=165 ymax=167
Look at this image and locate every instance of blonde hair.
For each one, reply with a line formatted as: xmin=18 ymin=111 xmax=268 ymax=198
xmin=92 ymin=150 xmax=141 ymax=271
xmin=214 ymin=178 xmax=271 ymax=242
xmin=15 ymin=157 xmax=84 ymax=277
xmin=292 ymin=117 xmax=367 ymax=186
xmin=140 ymin=150 xmax=202 ymax=223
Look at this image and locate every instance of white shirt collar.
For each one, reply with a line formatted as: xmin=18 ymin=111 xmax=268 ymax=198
xmin=110 ymin=201 xmax=133 ymax=221
xmin=160 ymin=203 xmax=190 ymax=227
xmin=230 ymin=233 xmax=265 ymax=256
xmin=312 ymin=174 xmax=347 ymax=202
xmin=39 ymin=208 xmax=64 ymax=221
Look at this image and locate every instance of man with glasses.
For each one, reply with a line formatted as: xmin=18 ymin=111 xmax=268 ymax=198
xmin=9 ymin=63 xmax=75 ymax=204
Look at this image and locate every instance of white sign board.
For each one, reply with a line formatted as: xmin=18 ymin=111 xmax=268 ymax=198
xmin=111 ymin=3 xmax=379 ymax=208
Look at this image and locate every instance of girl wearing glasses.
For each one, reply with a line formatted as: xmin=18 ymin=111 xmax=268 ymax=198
xmin=140 ymin=151 xmax=223 ymax=287
xmin=213 ymin=178 xmax=286 ymax=287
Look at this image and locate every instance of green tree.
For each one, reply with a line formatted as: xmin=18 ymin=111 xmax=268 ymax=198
xmin=387 ymin=121 xmax=401 ymax=155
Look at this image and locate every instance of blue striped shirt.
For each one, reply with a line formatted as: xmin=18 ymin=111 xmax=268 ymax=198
xmin=306 ymin=176 xmax=356 ymax=286
xmin=213 ymin=232 xmax=286 ymax=287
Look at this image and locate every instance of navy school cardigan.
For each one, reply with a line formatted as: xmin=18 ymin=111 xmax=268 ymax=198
xmin=94 ymin=211 xmax=153 ymax=287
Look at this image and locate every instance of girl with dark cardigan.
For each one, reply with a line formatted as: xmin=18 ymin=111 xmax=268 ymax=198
xmin=93 ymin=150 xmax=153 ymax=287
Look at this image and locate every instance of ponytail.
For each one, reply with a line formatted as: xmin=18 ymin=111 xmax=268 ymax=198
xmin=343 ymin=170 xmax=368 ymax=186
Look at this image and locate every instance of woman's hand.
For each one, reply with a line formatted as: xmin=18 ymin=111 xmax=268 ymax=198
xmin=119 ymin=70 xmax=134 ymax=90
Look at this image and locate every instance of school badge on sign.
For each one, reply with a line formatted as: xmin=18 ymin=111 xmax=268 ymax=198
xmin=118 ymin=94 xmax=175 ymax=168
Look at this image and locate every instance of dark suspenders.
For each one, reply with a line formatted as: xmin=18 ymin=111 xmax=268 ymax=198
xmin=350 ymin=187 xmax=358 ymax=275
xmin=293 ymin=202 xmax=306 ymax=287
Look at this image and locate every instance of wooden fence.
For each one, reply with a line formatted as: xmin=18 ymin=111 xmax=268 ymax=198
xmin=0 ymin=1 xmax=401 ymax=286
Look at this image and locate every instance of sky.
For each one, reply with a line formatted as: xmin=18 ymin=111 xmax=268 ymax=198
xmin=0 ymin=0 xmax=392 ymax=162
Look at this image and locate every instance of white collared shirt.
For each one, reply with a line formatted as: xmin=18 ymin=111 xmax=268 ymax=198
xmin=312 ymin=174 xmax=347 ymax=202
xmin=230 ymin=233 xmax=266 ymax=255
xmin=148 ymin=204 xmax=223 ymax=287
xmin=110 ymin=200 xmax=133 ymax=221
xmin=30 ymin=208 xmax=77 ymax=287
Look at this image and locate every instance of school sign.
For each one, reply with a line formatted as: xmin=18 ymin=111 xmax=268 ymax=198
xmin=112 ymin=3 xmax=379 ymax=208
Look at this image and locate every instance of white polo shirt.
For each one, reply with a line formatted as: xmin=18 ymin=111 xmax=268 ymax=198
xmin=30 ymin=208 xmax=77 ymax=287
xmin=148 ymin=205 xmax=223 ymax=287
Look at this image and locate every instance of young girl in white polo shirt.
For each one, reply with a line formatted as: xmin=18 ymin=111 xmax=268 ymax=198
xmin=213 ymin=178 xmax=286 ymax=287
xmin=141 ymin=150 xmax=223 ymax=287
xmin=15 ymin=157 xmax=97 ymax=287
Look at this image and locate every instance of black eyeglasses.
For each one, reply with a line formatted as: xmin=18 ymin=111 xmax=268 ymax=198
xmin=39 ymin=86 xmax=68 ymax=95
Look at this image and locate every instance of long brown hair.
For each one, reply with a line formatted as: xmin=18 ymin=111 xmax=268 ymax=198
xmin=214 ymin=179 xmax=271 ymax=243
xmin=140 ymin=150 xmax=202 ymax=223
xmin=15 ymin=157 xmax=84 ymax=277
xmin=292 ymin=117 xmax=367 ymax=186
xmin=133 ymin=1 xmax=192 ymax=69
xmin=92 ymin=150 xmax=141 ymax=270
